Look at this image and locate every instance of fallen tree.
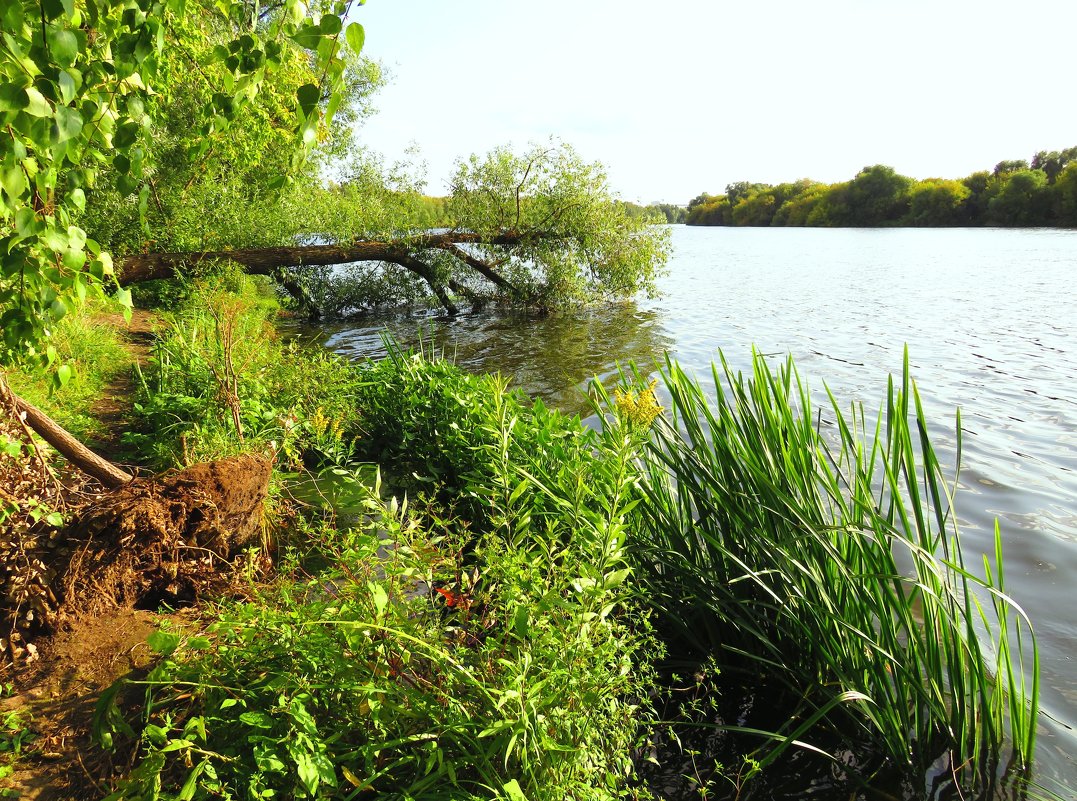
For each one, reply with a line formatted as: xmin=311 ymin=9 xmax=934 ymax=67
xmin=118 ymin=232 xmax=531 ymax=317
xmin=117 ymin=145 xmax=672 ymax=318
xmin=0 ymin=3 xmax=669 ymax=661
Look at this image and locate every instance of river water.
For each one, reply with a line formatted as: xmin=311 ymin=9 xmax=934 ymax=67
xmin=319 ymin=226 xmax=1077 ymax=795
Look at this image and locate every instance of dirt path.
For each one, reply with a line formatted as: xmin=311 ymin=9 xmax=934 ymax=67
xmin=86 ymin=309 xmax=162 ymax=464
xmin=2 ymin=309 xmax=278 ymax=799
xmin=2 ymin=609 xmax=198 ymax=799
xmin=2 ymin=309 xmax=167 ymax=799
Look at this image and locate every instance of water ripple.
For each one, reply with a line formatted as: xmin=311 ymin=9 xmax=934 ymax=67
xmin=320 ymin=226 xmax=1077 ymax=794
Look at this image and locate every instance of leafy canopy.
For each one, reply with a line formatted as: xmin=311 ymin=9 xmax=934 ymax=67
xmin=0 ymin=0 xmax=364 ymax=366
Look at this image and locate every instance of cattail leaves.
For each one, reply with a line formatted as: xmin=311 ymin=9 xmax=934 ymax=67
xmin=631 ymin=349 xmax=1040 ymax=793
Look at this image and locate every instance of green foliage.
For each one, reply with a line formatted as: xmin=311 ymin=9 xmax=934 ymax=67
xmin=446 ymin=143 xmax=670 ymax=305
xmin=985 ymin=168 xmax=1050 ymax=226
xmin=90 ymin=313 xmax=1045 ymax=796
xmin=1051 ymin=162 xmax=1077 ymax=225
xmin=686 ymin=146 xmax=1077 ymax=228
xmin=82 ymin=11 xmax=383 ymax=257
xmin=844 ymin=164 xmax=912 ymax=225
xmin=124 ymin=267 xmax=364 ymax=469
xmin=906 ymin=178 xmax=971 ymax=226
xmin=630 ymin=350 xmax=1039 ymax=794
xmin=685 ymin=192 xmax=732 ymax=225
xmin=0 ymin=705 xmax=33 ymax=785
xmin=3 ymin=298 xmax=131 ymax=440
xmin=347 ymin=341 xmax=616 ymax=532
xmin=97 ymin=353 xmax=657 ymax=800
xmin=1031 ymin=147 xmax=1077 ymax=184
xmin=1 ymin=0 xmax=361 ymax=365
xmin=770 ymin=182 xmax=827 ymax=227
xmin=618 ymin=201 xmax=686 ymax=224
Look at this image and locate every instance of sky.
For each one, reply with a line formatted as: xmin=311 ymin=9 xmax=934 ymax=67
xmin=348 ymin=0 xmax=1077 ymax=204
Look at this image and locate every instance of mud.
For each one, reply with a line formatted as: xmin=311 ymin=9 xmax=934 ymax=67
xmin=59 ymin=452 xmax=273 ymax=620
xmin=1 ymin=453 xmax=273 ymax=798
xmin=2 ymin=608 xmax=199 ymax=799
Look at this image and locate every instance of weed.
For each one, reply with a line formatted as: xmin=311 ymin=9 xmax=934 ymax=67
xmin=98 ymin=351 xmax=658 ymax=800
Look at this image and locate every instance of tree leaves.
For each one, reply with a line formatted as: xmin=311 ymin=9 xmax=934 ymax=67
xmin=318 ymin=14 xmax=343 ymax=35
xmin=295 ymin=83 xmax=320 ymax=120
xmin=52 ymin=105 xmax=83 ymax=143
xmin=1 ymin=0 xmax=356 ymax=367
xmin=345 ymin=23 xmax=365 ymax=55
xmin=22 ymin=87 xmax=51 ymax=117
xmin=0 ymin=83 xmax=29 ymax=112
xmin=49 ymin=27 xmax=80 ymax=66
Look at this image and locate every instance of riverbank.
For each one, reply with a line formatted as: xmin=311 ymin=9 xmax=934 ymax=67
xmin=0 ymin=269 xmax=1045 ymax=799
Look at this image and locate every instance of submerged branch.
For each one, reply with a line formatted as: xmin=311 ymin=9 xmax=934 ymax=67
xmin=440 ymin=244 xmax=521 ymax=298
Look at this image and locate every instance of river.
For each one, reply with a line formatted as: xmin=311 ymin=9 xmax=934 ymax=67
xmin=318 ymin=226 xmax=1077 ymax=796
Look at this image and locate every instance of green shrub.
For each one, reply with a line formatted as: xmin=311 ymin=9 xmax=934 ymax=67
xmin=98 ymin=354 xmax=658 ymax=800
xmin=347 ymin=341 xmax=604 ymax=535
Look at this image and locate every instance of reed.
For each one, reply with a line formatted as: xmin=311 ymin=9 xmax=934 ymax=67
xmin=624 ymin=348 xmax=1039 ymax=792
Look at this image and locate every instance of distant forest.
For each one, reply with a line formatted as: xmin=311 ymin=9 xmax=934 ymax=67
xmin=408 ymin=196 xmax=687 ymax=227
xmin=687 ymin=147 xmax=1077 ymax=228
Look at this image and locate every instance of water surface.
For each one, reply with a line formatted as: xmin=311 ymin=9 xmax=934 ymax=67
xmin=321 ymin=226 xmax=1077 ymax=795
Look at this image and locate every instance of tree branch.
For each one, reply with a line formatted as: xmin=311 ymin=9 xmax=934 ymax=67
xmin=117 ymin=231 xmax=557 ymax=287
xmin=447 ymin=278 xmax=485 ymax=312
xmin=0 ymin=376 xmax=133 ymax=489
xmin=271 ymin=265 xmax=322 ymax=320
xmin=439 ymin=244 xmax=521 ymax=298
xmin=383 ymin=251 xmax=459 ymax=315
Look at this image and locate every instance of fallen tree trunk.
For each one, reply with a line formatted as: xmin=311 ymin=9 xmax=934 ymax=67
xmin=0 ymin=376 xmax=133 ymax=489
xmin=116 ymin=231 xmax=539 ymax=315
xmin=117 ymin=231 xmax=539 ymax=284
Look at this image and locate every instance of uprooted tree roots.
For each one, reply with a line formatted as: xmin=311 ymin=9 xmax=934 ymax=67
xmin=2 ymin=449 xmax=273 ymax=663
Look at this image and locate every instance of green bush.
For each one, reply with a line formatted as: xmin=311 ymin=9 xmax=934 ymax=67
xmin=98 ymin=354 xmax=658 ymax=800
xmin=348 ymin=341 xmax=605 ymax=534
xmin=125 ymin=268 xmax=366 ymax=471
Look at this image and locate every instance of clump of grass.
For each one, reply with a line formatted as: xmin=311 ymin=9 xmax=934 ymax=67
xmin=3 ymin=298 xmax=132 ymax=441
xmin=626 ymin=349 xmax=1038 ymax=795
xmin=124 ymin=266 xmax=367 ymax=471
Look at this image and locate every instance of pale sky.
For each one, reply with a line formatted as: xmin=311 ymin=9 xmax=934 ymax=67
xmin=349 ymin=0 xmax=1077 ymax=204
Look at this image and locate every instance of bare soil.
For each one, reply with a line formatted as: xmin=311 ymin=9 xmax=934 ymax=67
xmin=1 ymin=312 xmax=276 ymax=799
xmin=2 ymin=609 xmax=188 ymax=799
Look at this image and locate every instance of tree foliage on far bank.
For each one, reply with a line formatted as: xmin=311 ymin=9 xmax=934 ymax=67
xmin=619 ymin=200 xmax=687 ymax=224
xmin=687 ymin=147 xmax=1077 ymax=227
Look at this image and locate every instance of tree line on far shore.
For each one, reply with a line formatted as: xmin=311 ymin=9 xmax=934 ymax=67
xmin=407 ymin=197 xmax=688 ymax=228
xmin=686 ymin=148 xmax=1077 ymax=228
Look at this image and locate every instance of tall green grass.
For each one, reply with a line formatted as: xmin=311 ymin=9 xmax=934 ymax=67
xmin=3 ymin=299 xmax=131 ymax=441
xmin=125 ymin=268 xmax=368 ymax=470
xmin=99 ymin=350 xmax=657 ymax=800
xmin=624 ymin=349 xmax=1039 ymax=794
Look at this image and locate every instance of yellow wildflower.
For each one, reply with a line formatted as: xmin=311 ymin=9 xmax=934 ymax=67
xmin=613 ymin=379 xmax=662 ymax=430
